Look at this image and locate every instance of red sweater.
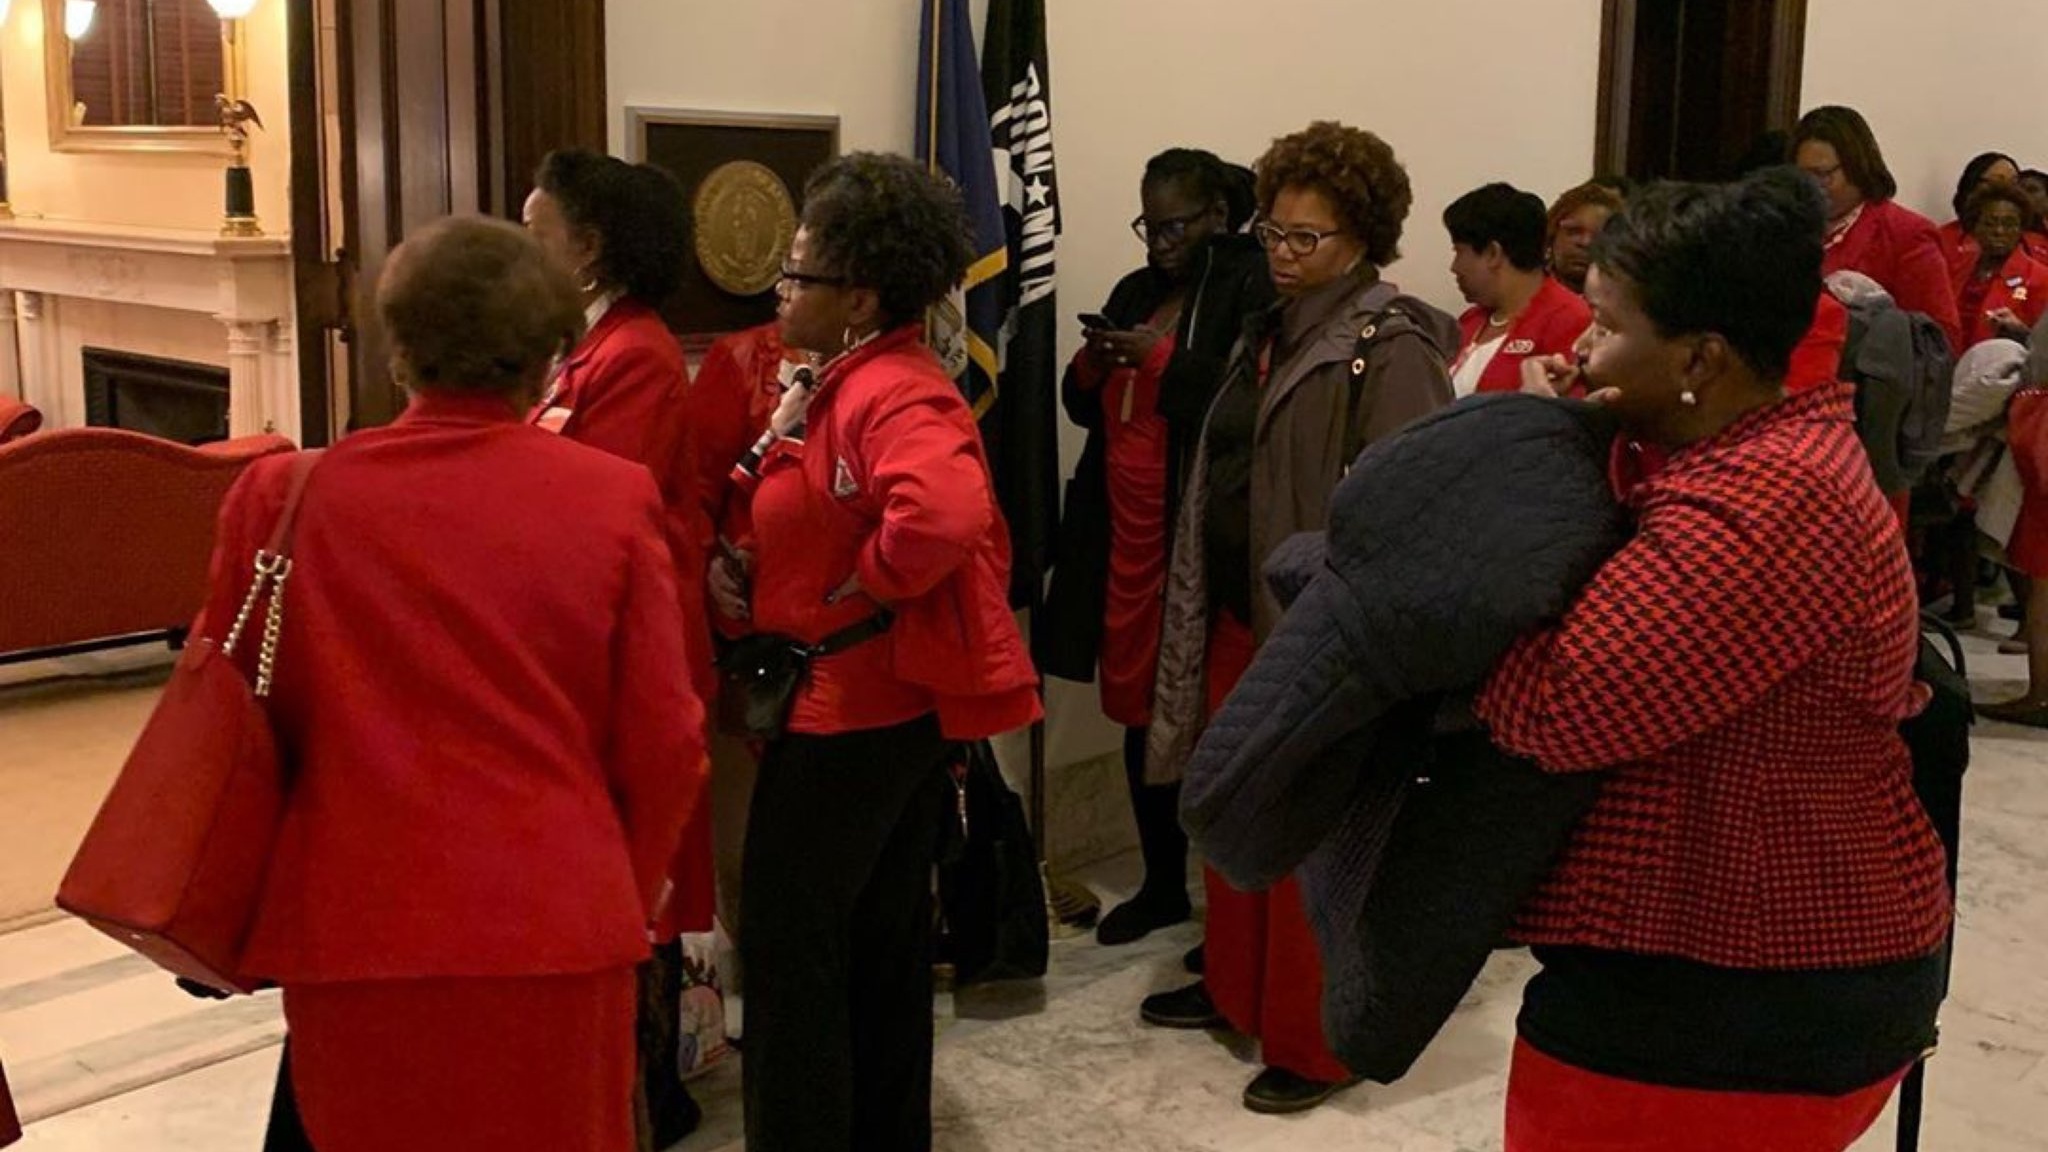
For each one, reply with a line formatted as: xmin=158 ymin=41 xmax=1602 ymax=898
xmin=1825 ymin=200 xmax=1963 ymax=352
xmin=1477 ymin=382 xmax=1951 ymax=970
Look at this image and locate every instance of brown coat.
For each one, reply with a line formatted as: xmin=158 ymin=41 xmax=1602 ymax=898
xmin=1146 ymin=270 xmax=1457 ymax=784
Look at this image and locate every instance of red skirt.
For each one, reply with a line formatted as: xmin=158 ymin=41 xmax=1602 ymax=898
xmin=284 ymin=967 xmax=638 ymax=1152
xmin=1200 ymin=614 xmax=1352 ymax=1083
xmin=1505 ymin=1037 xmax=1904 ymax=1152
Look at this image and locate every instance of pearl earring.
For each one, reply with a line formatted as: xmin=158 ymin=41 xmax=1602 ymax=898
xmin=1680 ymin=390 xmax=1698 ymax=407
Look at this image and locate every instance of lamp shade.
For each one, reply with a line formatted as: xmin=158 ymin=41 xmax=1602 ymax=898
xmin=64 ymin=0 xmax=95 ymax=39
xmin=207 ymin=0 xmax=258 ymax=16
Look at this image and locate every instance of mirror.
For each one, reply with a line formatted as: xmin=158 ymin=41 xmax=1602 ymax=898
xmin=44 ymin=0 xmax=234 ymax=152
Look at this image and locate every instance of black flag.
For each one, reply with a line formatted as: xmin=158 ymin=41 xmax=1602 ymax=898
xmin=981 ymin=0 xmax=1061 ymax=609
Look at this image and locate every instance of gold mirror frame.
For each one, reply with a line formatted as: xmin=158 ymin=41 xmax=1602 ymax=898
xmin=41 ymin=0 xmax=233 ymax=154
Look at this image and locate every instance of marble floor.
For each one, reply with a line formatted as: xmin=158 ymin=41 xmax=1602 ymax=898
xmin=5 ymin=627 xmax=2048 ymax=1150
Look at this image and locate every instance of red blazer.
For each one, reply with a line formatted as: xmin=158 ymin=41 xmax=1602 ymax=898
xmin=200 ymin=393 xmax=706 ymax=983
xmin=1952 ymin=246 xmax=2048 ymax=350
xmin=1785 ymin=293 xmax=1850 ymax=394
xmin=1825 ymin=200 xmax=1963 ymax=351
xmin=1938 ymin=219 xmax=2048 ymax=266
xmin=1478 ymin=383 xmax=1950 ymax=971
xmin=735 ymin=325 xmax=1041 ymax=740
xmin=1455 ymin=277 xmax=1592 ymax=394
xmin=536 ymin=299 xmax=716 ymax=937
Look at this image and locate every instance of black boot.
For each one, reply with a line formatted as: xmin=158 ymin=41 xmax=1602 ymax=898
xmin=1139 ymin=981 xmax=1224 ymax=1029
xmin=1098 ymin=728 xmax=1192 ymax=946
xmin=1242 ymin=1066 xmax=1363 ymax=1114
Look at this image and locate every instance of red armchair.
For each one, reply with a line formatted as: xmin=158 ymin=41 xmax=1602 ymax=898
xmin=0 ymin=399 xmax=295 ymax=661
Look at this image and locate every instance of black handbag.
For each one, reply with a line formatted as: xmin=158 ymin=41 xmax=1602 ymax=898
xmin=937 ymin=740 xmax=1049 ymax=985
xmin=714 ymin=613 xmax=893 ymax=739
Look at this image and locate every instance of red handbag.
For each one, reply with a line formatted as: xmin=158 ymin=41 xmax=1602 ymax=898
xmin=56 ymin=451 xmax=322 ymax=995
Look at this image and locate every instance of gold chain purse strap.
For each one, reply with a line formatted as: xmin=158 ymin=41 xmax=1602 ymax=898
xmin=218 ymin=450 xmax=325 ymax=698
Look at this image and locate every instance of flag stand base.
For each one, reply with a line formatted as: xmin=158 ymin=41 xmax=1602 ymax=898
xmin=1042 ymin=865 xmax=1099 ymax=939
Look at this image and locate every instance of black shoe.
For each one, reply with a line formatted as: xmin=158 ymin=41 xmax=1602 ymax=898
xmin=1096 ymin=889 xmax=1192 ymax=946
xmin=2001 ymin=602 xmax=2025 ymax=622
xmin=1976 ymin=698 xmax=2048 ymax=728
xmin=1139 ymin=981 xmax=1224 ymax=1029
xmin=1183 ymin=943 xmax=1204 ymax=974
xmin=1241 ymin=1066 xmax=1362 ymax=1115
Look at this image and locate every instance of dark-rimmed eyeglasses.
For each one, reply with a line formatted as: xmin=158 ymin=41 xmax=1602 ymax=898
xmin=1130 ymin=211 xmax=1208 ymax=246
xmin=1252 ymin=220 xmax=1345 ymax=257
xmin=778 ymin=266 xmax=848 ymax=289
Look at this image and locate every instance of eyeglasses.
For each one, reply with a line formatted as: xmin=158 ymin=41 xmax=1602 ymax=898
xmin=778 ymin=266 xmax=848 ymax=289
xmin=1130 ymin=211 xmax=1209 ymax=246
xmin=1252 ymin=220 xmax=1345 ymax=257
xmin=1800 ymin=163 xmax=1843 ymax=184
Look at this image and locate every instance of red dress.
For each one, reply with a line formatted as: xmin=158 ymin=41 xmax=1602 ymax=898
xmin=1065 ymin=311 xmax=1176 ymax=726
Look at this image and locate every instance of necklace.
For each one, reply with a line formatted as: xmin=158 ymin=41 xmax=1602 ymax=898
xmin=1487 ymin=310 xmax=1515 ymax=328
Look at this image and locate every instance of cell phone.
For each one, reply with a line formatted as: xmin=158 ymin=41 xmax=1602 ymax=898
xmin=1079 ymin=312 xmax=1115 ymax=331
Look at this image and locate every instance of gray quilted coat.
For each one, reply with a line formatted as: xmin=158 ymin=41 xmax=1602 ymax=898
xmin=1182 ymin=393 xmax=1631 ymax=1080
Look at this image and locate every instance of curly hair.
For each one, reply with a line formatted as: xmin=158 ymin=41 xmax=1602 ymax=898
xmin=534 ymin=150 xmax=690 ymax=304
xmin=1254 ymin=122 xmax=1414 ymax=266
xmin=800 ymin=153 xmax=975 ymax=327
xmin=1961 ymin=181 xmax=2036 ymax=233
xmin=1547 ymin=180 xmax=1627 ymax=240
xmin=378 ymin=216 xmax=585 ymax=395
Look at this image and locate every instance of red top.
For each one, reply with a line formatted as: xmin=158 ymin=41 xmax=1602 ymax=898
xmin=687 ymin=322 xmax=789 ymax=551
xmin=1785 ymin=293 xmax=1850 ymax=395
xmin=209 ymin=393 xmax=707 ymax=983
xmin=1825 ymin=200 xmax=1963 ymax=352
xmin=736 ymin=326 xmax=1041 ymax=739
xmin=1950 ymin=245 xmax=2048 ymax=350
xmin=1454 ymin=276 xmax=1594 ymax=394
xmin=1477 ymin=382 xmax=1951 ymax=970
xmin=1066 ymin=311 xmax=1176 ymax=727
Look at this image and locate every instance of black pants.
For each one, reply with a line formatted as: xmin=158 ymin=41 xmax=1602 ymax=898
xmin=741 ymin=714 xmax=949 ymax=1152
xmin=1123 ymin=726 xmax=1188 ymax=900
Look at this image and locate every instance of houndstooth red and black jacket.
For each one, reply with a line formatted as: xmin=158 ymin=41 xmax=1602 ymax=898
xmin=1477 ymin=381 xmax=1952 ymax=970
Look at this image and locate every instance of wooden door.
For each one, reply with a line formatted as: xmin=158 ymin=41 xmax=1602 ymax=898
xmin=287 ymin=0 xmax=606 ymax=440
xmin=1596 ymin=0 xmax=1808 ymax=183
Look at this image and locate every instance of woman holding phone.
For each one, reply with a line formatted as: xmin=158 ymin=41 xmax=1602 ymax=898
xmin=1040 ymin=148 xmax=1272 ymax=947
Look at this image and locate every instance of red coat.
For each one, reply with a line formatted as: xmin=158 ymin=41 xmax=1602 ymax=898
xmin=687 ymin=323 xmax=788 ymax=548
xmin=533 ymin=298 xmax=717 ymax=936
xmin=1477 ymin=383 xmax=1950 ymax=971
xmin=1951 ymin=246 xmax=2048 ymax=350
xmin=1785 ymin=293 xmax=1849 ymax=394
xmin=1825 ymin=200 xmax=1963 ymax=352
xmin=199 ymin=392 xmax=707 ymax=983
xmin=735 ymin=325 xmax=1041 ymax=740
xmin=1455 ymin=276 xmax=1593 ymax=394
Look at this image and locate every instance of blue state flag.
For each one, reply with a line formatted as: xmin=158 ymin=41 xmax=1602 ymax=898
xmin=916 ymin=0 xmax=1009 ymax=416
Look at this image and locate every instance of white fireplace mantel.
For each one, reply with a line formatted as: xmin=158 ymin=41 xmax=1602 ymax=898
xmin=0 ymin=218 xmax=297 ymax=442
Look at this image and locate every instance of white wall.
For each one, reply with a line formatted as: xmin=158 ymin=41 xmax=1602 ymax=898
xmin=1802 ymin=0 xmax=2048 ymax=223
xmin=608 ymin=0 xmax=1605 ymax=764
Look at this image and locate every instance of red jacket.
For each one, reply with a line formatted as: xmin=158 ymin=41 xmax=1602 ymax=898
xmin=1785 ymin=293 xmax=1850 ymax=394
xmin=1478 ymin=383 xmax=1950 ymax=971
xmin=533 ymin=299 xmax=716 ymax=936
xmin=686 ymin=322 xmax=788 ymax=552
xmin=735 ymin=325 xmax=1041 ymax=739
xmin=199 ymin=393 xmax=707 ymax=983
xmin=1825 ymin=200 xmax=1963 ymax=352
xmin=1455 ymin=276 xmax=1593 ymax=394
xmin=1951 ymin=246 xmax=2048 ymax=350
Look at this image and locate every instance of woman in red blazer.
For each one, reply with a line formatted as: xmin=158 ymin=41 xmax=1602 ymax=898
xmin=198 ymin=217 xmax=706 ymax=1152
xmin=709 ymin=154 xmax=1039 ymax=1152
xmin=523 ymin=150 xmax=715 ymax=1147
xmin=1950 ymin=183 xmax=2048 ymax=350
xmin=1444 ymin=183 xmax=1593 ymax=397
xmin=1794 ymin=106 xmax=1964 ymax=351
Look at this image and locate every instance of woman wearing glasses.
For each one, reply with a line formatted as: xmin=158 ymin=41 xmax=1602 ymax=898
xmin=1040 ymin=148 xmax=1271 ymax=948
xmin=1138 ymin=121 xmax=1457 ymax=1114
xmin=712 ymin=153 xmax=1039 ymax=1152
xmin=1792 ymin=107 xmax=1963 ymax=351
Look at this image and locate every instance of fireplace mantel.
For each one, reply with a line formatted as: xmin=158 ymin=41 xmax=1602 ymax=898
xmin=0 ymin=218 xmax=297 ymax=442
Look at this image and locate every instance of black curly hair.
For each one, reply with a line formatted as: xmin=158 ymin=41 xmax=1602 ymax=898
xmin=534 ymin=150 xmax=689 ymax=304
xmin=1254 ymin=122 xmax=1414 ymax=266
xmin=1961 ymin=181 xmax=2036 ymax=233
xmin=1143 ymin=148 xmax=1257 ymax=231
xmin=800 ymin=153 xmax=975 ymax=328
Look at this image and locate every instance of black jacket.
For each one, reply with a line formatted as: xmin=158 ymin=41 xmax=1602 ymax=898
xmin=1035 ymin=234 xmax=1272 ymax=681
xmin=1183 ymin=393 xmax=1629 ymax=1081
